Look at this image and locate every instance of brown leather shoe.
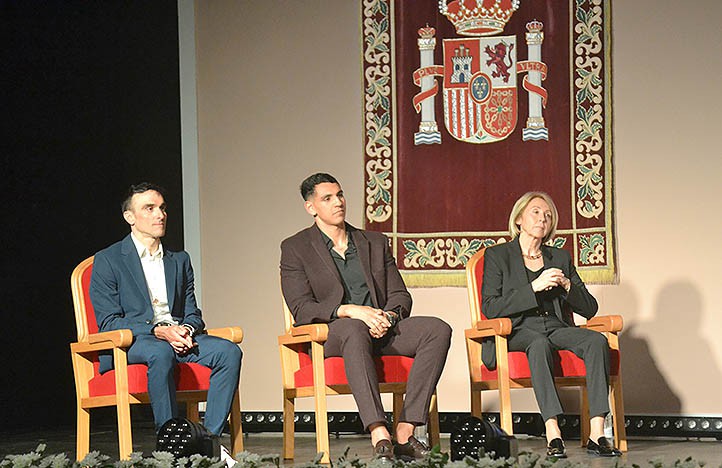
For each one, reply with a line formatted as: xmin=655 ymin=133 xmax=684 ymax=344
xmin=394 ymin=436 xmax=430 ymax=461
xmin=373 ymin=439 xmax=394 ymax=461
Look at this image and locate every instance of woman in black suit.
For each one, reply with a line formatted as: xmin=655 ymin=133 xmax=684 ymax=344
xmin=481 ymin=192 xmax=620 ymax=458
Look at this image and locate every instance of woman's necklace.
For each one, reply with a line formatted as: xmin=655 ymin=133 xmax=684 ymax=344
xmin=522 ymin=251 xmax=542 ymax=260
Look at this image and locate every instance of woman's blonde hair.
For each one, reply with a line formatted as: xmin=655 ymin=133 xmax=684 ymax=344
xmin=508 ymin=191 xmax=559 ymax=243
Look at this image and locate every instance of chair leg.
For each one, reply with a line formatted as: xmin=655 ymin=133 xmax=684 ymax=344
xmin=230 ymin=389 xmax=244 ymax=454
xmin=76 ymin=406 xmax=90 ymax=461
xmin=495 ymin=337 xmax=513 ymax=435
xmin=186 ymin=401 xmax=200 ymax=422
xmin=470 ymin=387 xmax=482 ymax=419
xmin=113 ymin=350 xmax=133 ymax=459
xmin=580 ymin=386 xmax=590 ymax=447
xmin=116 ymin=399 xmax=132 ymax=459
xmin=283 ymin=393 xmax=295 ymax=460
xmin=427 ymin=392 xmax=440 ymax=448
xmin=610 ymin=377 xmax=628 ymax=451
xmin=497 ymin=385 xmax=513 ymax=435
xmin=392 ymin=393 xmax=404 ymax=439
xmin=311 ymin=342 xmax=330 ymax=464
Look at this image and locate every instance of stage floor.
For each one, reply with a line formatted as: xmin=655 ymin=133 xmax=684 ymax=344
xmin=2 ymin=423 xmax=721 ymax=467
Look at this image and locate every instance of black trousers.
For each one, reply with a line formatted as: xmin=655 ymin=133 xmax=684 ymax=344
xmin=507 ymin=315 xmax=610 ymax=421
xmin=324 ymin=316 xmax=452 ymax=430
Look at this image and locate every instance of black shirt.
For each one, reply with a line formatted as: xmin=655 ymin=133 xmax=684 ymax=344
xmin=525 ymin=267 xmax=558 ymax=316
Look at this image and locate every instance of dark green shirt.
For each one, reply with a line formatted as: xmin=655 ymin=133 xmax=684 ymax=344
xmin=322 ymin=230 xmax=373 ymax=316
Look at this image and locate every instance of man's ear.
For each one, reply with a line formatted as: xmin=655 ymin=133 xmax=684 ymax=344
xmin=123 ymin=210 xmax=135 ymax=226
xmin=304 ymin=200 xmax=317 ymax=218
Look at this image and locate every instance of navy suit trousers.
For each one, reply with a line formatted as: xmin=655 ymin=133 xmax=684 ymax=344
xmin=128 ymin=333 xmax=242 ymax=434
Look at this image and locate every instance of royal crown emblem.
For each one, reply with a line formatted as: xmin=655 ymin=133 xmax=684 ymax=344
xmin=438 ymin=0 xmax=521 ymax=37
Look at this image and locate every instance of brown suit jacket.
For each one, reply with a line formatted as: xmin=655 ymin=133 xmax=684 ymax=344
xmin=280 ymin=223 xmax=412 ymax=326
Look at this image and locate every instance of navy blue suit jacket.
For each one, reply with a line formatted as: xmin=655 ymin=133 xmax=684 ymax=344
xmin=89 ymin=234 xmax=205 ymax=373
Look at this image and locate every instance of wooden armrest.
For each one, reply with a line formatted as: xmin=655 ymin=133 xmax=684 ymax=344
xmin=278 ymin=333 xmax=311 ymax=346
xmin=207 ymin=326 xmax=244 ymax=343
xmin=71 ymin=329 xmax=133 ymax=353
xmin=582 ymin=315 xmax=623 ymax=333
xmin=465 ymin=318 xmax=512 ymax=340
xmin=290 ymin=323 xmax=329 ymax=342
xmin=88 ymin=329 xmax=133 ymax=347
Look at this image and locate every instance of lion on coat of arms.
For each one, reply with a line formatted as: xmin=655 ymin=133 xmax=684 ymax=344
xmin=484 ymin=41 xmax=515 ymax=83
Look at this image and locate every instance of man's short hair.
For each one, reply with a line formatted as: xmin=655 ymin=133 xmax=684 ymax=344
xmin=121 ymin=182 xmax=166 ymax=213
xmin=300 ymin=173 xmax=339 ymax=200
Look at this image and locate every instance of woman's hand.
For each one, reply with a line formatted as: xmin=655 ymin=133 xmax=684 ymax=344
xmin=531 ymin=268 xmax=570 ymax=292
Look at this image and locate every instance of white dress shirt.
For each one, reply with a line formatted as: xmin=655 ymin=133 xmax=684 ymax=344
xmin=130 ymin=233 xmax=176 ymax=326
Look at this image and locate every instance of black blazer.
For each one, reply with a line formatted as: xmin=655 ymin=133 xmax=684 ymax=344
xmin=480 ymin=237 xmax=598 ymax=368
xmin=280 ymin=223 xmax=412 ymax=326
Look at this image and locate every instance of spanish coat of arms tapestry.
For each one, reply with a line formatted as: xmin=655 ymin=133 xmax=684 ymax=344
xmin=361 ymin=0 xmax=615 ymax=286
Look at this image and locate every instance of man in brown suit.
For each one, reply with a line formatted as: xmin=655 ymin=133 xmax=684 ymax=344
xmin=280 ymin=173 xmax=452 ymax=461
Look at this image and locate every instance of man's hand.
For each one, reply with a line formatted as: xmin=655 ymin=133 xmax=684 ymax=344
xmin=337 ymin=304 xmax=391 ymax=338
xmin=153 ymin=324 xmax=196 ymax=354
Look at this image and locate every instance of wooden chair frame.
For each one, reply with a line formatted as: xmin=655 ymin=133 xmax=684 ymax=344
xmin=70 ymin=256 xmax=244 ymax=460
xmin=278 ymin=295 xmax=439 ymax=464
xmin=464 ymin=249 xmax=627 ymax=451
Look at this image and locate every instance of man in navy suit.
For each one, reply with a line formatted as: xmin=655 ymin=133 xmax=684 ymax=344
xmin=90 ymin=182 xmax=242 ymax=438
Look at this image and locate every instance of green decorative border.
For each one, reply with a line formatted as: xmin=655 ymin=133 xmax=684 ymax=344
xmin=362 ymin=0 xmax=394 ymax=224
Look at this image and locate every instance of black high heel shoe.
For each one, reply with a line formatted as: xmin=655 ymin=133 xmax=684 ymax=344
xmin=546 ymin=438 xmax=567 ymax=458
xmin=586 ymin=437 xmax=622 ymax=457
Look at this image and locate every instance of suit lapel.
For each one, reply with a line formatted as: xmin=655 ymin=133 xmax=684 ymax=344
xmin=163 ymin=250 xmax=177 ymax=313
xmin=121 ymin=235 xmax=152 ymax=305
xmin=542 ymin=246 xmax=566 ymax=322
xmin=351 ymin=228 xmax=379 ymax=309
xmin=309 ymin=225 xmax=343 ymax=284
xmin=508 ymin=237 xmax=528 ymax=287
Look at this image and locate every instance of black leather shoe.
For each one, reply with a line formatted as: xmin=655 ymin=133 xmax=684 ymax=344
xmin=587 ymin=437 xmax=622 ymax=457
xmin=373 ymin=439 xmax=394 ymax=461
xmin=546 ymin=438 xmax=567 ymax=458
xmin=394 ymin=436 xmax=430 ymax=461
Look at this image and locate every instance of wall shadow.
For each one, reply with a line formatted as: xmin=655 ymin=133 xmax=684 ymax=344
xmin=617 ymin=282 xmax=682 ymax=414
xmin=633 ymin=280 xmax=721 ymax=414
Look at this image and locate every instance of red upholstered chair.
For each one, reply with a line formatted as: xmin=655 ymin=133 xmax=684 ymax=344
xmin=464 ymin=249 xmax=627 ymax=451
xmin=278 ymin=295 xmax=440 ymax=464
xmin=70 ymin=256 xmax=244 ymax=460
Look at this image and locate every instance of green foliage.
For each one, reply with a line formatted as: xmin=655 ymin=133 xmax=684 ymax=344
xmin=1 ymin=444 xmax=717 ymax=468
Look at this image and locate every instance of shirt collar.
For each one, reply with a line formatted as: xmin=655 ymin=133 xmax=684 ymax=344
xmin=130 ymin=232 xmax=164 ymax=259
xmin=320 ymin=225 xmax=356 ymax=251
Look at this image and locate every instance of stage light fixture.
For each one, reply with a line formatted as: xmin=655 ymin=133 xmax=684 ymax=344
xmin=156 ymin=418 xmax=219 ymax=459
xmin=450 ymin=416 xmax=518 ymax=460
xmin=229 ymin=411 xmax=722 ymax=439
